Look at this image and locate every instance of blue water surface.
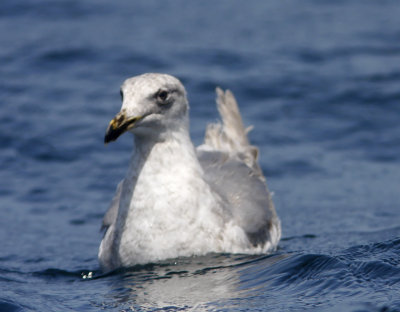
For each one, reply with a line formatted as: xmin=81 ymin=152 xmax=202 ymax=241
xmin=1 ymin=0 xmax=400 ymax=311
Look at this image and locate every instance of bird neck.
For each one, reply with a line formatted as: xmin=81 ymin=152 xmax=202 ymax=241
xmin=129 ymin=125 xmax=203 ymax=179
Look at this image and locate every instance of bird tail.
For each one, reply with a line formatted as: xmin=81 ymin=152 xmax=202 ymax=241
xmin=204 ymin=88 xmax=263 ymax=176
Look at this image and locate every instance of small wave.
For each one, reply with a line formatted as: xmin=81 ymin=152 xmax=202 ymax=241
xmin=237 ymin=238 xmax=400 ymax=310
xmin=32 ymin=268 xmax=102 ymax=282
xmin=0 ymin=299 xmax=24 ymax=312
xmin=296 ymin=45 xmax=400 ymax=65
xmin=177 ymin=48 xmax=251 ymax=71
xmin=15 ymin=136 xmax=80 ymax=164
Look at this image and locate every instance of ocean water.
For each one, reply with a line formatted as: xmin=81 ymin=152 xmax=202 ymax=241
xmin=1 ymin=0 xmax=400 ymax=311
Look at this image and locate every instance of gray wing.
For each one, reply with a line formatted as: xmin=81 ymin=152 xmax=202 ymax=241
xmin=197 ymin=88 xmax=280 ymax=247
xmin=197 ymin=149 xmax=277 ymax=246
xmin=101 ymin=180 xmax=124 ymax=232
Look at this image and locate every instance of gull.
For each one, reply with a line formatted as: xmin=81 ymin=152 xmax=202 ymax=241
xmin=99 ymin=73 xmax=281 ymax=271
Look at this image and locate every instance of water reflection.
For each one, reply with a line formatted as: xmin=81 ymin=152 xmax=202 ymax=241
xmin=102 ymin=253 xmax=289 ymax=310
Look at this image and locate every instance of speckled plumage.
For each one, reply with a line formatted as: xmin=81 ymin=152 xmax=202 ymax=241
xmin=99 ymin=73 xmax=280 ymax=272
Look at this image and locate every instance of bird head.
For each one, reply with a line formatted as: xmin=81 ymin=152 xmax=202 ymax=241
xmin=104 ymin=73 xmax=189 ymax=143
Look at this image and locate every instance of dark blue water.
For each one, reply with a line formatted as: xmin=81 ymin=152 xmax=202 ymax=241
xmin=1 ymin=0 xmax=400 ymax=311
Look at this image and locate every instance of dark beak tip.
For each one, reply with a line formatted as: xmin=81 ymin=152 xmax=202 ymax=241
xmin=104 ymin=132 xmax=116 ymax=144
xmin=104 ymin=113 xmax=139 ymax=145
xmin=104 ymin=122 xmax=124 ymax=144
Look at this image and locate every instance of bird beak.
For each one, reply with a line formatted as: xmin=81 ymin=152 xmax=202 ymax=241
xmin=104 ymin=111 xmax=143 ymax=144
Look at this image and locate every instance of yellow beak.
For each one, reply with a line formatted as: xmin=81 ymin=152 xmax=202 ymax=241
xmin=104 ymin=112 xmax=142 ymax=144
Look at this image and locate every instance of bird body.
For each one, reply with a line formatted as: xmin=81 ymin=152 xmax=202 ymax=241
xmin=99 ymin=73 xmax=280 ymax=272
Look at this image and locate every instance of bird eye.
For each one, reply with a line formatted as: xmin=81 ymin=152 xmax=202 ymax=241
xmin=120 ymin=90 xmax=124 ymax=102
xmin=157 ymin=90 xmax=169 ymax=102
